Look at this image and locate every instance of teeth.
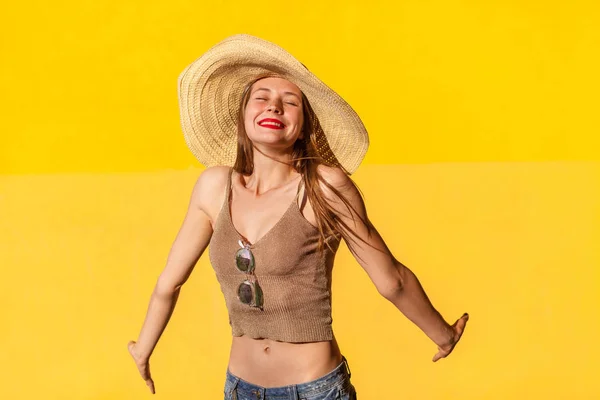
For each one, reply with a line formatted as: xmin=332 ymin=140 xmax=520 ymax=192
xmin=260 ymin=121 xmax=283 ymax=128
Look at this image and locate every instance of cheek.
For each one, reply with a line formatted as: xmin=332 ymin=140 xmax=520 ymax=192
xmin=295 ymin=111 xmax=305 ymax=133
xmin=288 ymin=108 xmax=303 ymax=127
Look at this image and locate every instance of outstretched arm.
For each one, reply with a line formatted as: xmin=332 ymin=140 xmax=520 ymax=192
xmin=128 ymin=166 xmax=228 ymax=393
xmin=318 ymin=165 xmax=468 ymax=361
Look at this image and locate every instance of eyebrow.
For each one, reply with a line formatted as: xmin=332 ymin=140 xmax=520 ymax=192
xmin=253 ymin=87 xmax=301 ymax=100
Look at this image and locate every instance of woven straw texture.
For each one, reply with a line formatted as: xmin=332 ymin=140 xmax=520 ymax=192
xmin=178 ymin=34 xmax=369 ymax=174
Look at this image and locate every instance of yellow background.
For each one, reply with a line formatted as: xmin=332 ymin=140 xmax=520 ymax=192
xmin=1 ymin=0 xmax=599 ymax=399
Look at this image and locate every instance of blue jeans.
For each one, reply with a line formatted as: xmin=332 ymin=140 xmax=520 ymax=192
xmin=224 ymin=357 xmax=357 ymax=400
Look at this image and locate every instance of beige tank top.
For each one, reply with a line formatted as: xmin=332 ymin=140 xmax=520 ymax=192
xmin=208 ymin=167 xmax=341 ymax=343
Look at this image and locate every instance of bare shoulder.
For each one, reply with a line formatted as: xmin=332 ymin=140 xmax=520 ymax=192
xmin=194 ymin=165 xmax=231 ymax=192
xmin=316 ymin=164 xmax=355 ymax=199
xmin=316 ymin=164 xmax=368 ymax=229
xmin=191 ymin=165 xmax=231 ymax=225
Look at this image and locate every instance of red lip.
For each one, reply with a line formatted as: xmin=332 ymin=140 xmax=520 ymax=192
xmin=258 ymin=118 xmax=286 ymax=129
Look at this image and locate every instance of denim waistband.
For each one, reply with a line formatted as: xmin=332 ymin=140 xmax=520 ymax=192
xmin=225 ymin=356 xmax=351 ymax=399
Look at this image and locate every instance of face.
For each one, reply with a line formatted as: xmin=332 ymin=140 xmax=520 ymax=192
xmin=243 ymin=77 xmax=304 ymax=150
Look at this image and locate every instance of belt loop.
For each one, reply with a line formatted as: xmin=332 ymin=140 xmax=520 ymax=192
xmin=342 ymin=355 xmax=352 ymax=378
xmin=290 ymin=384 xmax=299 ymax=400
xmin=230 ymin=377 xmax=239 ymax=400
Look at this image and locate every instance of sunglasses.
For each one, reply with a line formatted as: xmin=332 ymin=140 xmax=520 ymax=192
xmin=235 ymin=239 xmax=264 ymax=309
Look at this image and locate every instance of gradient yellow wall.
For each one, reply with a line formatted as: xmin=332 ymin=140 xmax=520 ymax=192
xmin=1 ymin=1 xmax=598 ymax=399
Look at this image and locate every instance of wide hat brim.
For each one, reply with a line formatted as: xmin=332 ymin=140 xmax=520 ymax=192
xmin=178 ymin=34 xmax=369 ymax=174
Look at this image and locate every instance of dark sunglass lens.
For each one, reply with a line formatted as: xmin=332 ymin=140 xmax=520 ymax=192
xmin=237 ymin=281 xmax=253 ymax=304
xmin=235 ymin=248 xmax=255 ymax=273
xmin=254 ymin=281 xmax=264 ymax=308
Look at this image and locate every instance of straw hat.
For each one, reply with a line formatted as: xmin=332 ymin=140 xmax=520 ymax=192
xmin=177 ymin=34 xmax=369 ymax=174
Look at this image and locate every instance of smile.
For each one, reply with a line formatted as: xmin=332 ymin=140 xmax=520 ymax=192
xmin=258 ymin=118 xmax=285 ymax=129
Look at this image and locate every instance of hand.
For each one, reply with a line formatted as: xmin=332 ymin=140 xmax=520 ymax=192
xmin=128 ymin=340 xmax=155 ymax=394
xmin=432 ymin=313 xmax=469 ymax=362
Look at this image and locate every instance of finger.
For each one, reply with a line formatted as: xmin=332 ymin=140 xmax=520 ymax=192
xmin=144 ymin=363 xmax=155 ymax=394
xmin=432 ymin=348 xmax=447 ymax=362
xmin=146 ymin=378 xmax=155 ymax=394
xmin=455 ymin=313 xmax=470 ymax=335
xmin=138 ymin=362 xmax=153 ymax=381
xmin=127 ymin=341 xmax=137 ymax=357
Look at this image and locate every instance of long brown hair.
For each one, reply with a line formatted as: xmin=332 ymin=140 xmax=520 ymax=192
xmin=233 ymin=75 xmax=379 ymax=259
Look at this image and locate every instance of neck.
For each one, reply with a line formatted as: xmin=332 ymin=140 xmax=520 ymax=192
xmin=243 ymin=149 xmax=299 ymax=196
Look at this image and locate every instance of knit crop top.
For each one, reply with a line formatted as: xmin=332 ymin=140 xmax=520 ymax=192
xmin=208 ymin=167 xmax=341 ymax=343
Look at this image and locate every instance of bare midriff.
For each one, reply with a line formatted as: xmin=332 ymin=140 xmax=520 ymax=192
xmin=227 ymin=335 xmax=343 ymax=387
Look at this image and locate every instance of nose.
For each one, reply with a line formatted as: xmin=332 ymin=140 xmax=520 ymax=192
xmin=266 ymin=100 xmax=282 ymax=114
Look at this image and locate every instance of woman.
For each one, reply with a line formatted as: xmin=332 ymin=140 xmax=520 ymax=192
xmin=128 ymin=35 xmax=469 ymax=399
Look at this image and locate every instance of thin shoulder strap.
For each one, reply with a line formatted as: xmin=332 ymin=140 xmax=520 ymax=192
xmin=225 ymin=167 xmax=234 ymax=206
xmin=215 ymin=167 xmax=235 ymax=230
xmin=295 ymin=176 xmax=306 ymax=210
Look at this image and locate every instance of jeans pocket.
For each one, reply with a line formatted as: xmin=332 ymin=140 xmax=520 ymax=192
xmin=303 ymin=383 xmax=354 ymax=400
xmin=224 ymin=388 xmax=238 ymax=400
xmin=341 ymin=382 xmax=357 ymax=400
xmin=303 ymin=387 xmax=338 ymax=400
xmin=224 ymin=378 xmax=237 ymax=400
